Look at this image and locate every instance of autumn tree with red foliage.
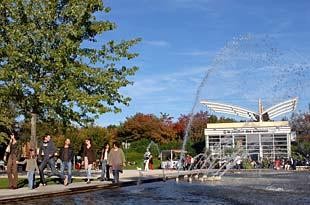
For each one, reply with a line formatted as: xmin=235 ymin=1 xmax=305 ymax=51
xmin=173 ymin=114 xmax=189 ymax=140
xmin=174 ymin=111 xmax=205 ymax=142
xmin=173 ymin=111 xmax=235 ymax=142
xmin=118 ymin=113 xmax=177 ymax=143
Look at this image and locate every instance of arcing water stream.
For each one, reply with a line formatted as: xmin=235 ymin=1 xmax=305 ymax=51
xmin=179 ymin=34 xmax=309 ymax=170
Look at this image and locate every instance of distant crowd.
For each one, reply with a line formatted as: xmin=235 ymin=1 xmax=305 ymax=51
xmin=178 ymin=153 xmax=310 ymax=171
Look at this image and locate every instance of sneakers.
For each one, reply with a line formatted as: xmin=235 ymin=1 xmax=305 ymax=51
xmin=100 ymin=177 xmax=106 ymax=181
xmin=64 ymin=175 xmax=68 ymax=186
xmin=86 ymin=179 xmax=91 ymax=184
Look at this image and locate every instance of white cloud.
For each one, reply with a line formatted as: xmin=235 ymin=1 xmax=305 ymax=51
xmin=144 ymin=40 xmax=170 ymax=47
xmin=122 ymin=66 xmax=210 ymax=101
xmin=174 ymin=50 xmax=215 ymax=57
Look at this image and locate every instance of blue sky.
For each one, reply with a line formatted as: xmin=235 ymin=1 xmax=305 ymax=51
xmin=93 ymin=0 xmax=310 ymax=126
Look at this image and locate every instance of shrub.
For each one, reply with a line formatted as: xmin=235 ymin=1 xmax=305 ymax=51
xmin=242 ymin=158 xmax=253 ymax=169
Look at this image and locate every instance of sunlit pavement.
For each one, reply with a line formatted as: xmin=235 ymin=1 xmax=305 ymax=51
xmin=0 ymin=169 xmax=180 ymax=202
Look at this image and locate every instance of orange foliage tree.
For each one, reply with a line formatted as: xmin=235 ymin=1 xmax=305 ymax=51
xmin=118 ymin=113 xmax=177 ymax=143
xmin=174 ymin=111 xmax=235 ymax=142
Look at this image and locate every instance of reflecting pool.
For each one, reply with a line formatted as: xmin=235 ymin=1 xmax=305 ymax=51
xmin=11 ymin=171 xmax=310 ymax=205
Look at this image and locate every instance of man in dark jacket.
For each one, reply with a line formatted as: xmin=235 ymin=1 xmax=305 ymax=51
xmin=59 ymin=138 xmax=74 ymax=184
xmin=38 ymin=134 xmax=68 ymax=186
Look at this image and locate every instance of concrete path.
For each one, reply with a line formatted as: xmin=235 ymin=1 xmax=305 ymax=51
xmin=0 ymin=169 xmax=180 ymax=203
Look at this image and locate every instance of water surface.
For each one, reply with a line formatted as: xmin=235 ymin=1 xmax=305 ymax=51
xmin=12 ymin=171 xmax=310 ymax=205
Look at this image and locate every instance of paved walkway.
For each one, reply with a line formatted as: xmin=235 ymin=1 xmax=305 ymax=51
xmin=0 ymin=169 xmax=180 ymax=203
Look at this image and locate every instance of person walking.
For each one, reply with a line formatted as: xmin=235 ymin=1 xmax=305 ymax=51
xmin=59 ymin=138 xmax=74 ymax=185
xmin=83 ymin=138 xmax=96 ymax=184
xmin=184 ymin=154 xmax=192 ymax=170
xmin=100 ymin=143 xmax=110 ymax=181
xmin=19 ymin=149 xmax=39 ymax=189
xmin=143 ymin=149 xmax=151 ymax=171
xmin=236 ymin=155 xmax=242 ymax=170
xmin=5 ymin=133 xmax=20 ymax=189
xmin=38 ymin=134 xmax=68 ymax=186
xmin=108 ymin=142 xmax=126 ymax=184
xmin=149 ymin=154 xmax=154 ymax=170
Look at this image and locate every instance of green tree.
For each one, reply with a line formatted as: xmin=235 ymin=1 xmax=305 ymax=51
xmin=291 ymin=112 xmax=310 ymax=141
xmin=0 ymin=96 xmax=17 ymax=143
xmin=65 ymin=126 xmax=108 ymax=157
xmin=0 ymin=0 xmax=140 ymax=148
xmin=291 ymin=141 xmax=310 ymax=160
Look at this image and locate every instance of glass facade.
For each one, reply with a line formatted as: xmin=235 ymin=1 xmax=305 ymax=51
xmin=205 ymin=121 xmax=292 ymax=161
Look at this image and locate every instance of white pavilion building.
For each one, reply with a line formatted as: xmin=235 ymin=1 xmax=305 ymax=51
xmin=201 ymin=98 xmax=297 ymax=161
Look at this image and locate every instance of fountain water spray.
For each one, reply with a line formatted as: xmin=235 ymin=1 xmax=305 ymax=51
xmin=178 ymin=34 xmax=309 ymax=174
xmin=146 ymin=141 xmax=161 ymax=156
xmin=179 ymin=34 xmax=254 ymax=168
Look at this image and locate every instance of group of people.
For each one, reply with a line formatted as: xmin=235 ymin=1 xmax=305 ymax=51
xmin=4 ymin=133 xmax=126 ymax=190
xmin=275 ymin=157 xmax=297 ymax=170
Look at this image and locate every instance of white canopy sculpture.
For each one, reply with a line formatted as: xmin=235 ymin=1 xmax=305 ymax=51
xmin=200 ymin=97 xmax=298 ymax=122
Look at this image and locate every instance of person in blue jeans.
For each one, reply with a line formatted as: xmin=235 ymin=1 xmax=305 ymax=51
xmin=83 ymin=138 xmax=96 ymax=184
xmin=19 ymin=149 xmax=39 ymax=189
xmin=59 ymin=138 xmax=74 ymax=185
xmin=38 ymin=134 xmax=68 ymax=186
xmin=100 ymin=143 xmax=110 ymax=181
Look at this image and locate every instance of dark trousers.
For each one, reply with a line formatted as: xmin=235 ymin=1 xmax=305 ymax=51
xmin=7 ymin=155 xmax=18 ymax=188
xmin=112 ymin=170 xmax=120 ymax=183
xmin=39 ymin=157 xmax=64 ymax=184
xmin=106 ymin=165 xmax=110 ymax=180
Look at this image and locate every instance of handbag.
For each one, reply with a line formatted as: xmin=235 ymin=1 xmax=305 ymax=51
xmin=3 ymin=152 xmax=9 ymax=162
xmin=3 ymin=144 xmax=11 ymax=162
xmin=5 ymin=144 xmax=10 ymax=153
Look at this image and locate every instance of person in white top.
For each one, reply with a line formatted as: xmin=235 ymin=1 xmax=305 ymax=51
xmin=236 ymin=155 xmax=242 ymax=170
xmin=144 ymin=149 xmax=151 ymax=171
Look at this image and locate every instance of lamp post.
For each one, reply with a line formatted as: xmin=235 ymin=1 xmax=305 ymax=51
xmin=122 ymin=140 xmax=130 ymax=149
xmin=122 ymin=140 xmax=130 ymax=159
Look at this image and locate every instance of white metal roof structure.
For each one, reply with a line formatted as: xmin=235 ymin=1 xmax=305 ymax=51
xmin=200 ymin=97 xmax=298 ymax=122
xmin=199 ymin=101 xmax=258 ymax=121
xmin=261 ymin=98 xmax=298 ymax=119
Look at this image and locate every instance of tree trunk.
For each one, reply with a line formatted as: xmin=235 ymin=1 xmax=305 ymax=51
xmin=30 ymin=113 xmax=37 ymax=149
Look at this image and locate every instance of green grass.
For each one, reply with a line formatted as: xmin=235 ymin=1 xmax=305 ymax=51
xmin=0 ymin=178 xmax=29 ymax=189
xmin=0 ymin=177 xmax=84 ymax=189
xmin=124 ymin=151 xmax=161 ymax=170
xmin=0 ymin=178 xmax=8 ymax=189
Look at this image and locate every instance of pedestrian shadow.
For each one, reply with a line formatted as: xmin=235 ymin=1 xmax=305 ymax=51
xmin=19 ymin=178 xmax=64 ymax=188
xmin=17 ymin=179 xmax=28 ymax=188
